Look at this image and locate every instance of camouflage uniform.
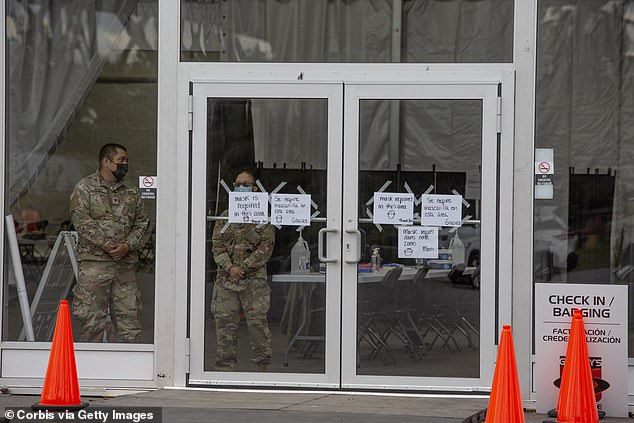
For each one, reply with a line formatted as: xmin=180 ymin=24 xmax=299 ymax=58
xmin=70 ymin=171 xmax=149 ymax=342
xmin=211 ymin=212 xmax=276 ymax=371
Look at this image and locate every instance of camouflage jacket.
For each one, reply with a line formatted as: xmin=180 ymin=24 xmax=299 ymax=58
xmin=212 ymin=211 xmax=276 ymax=291
xmin=70 ymin=172 xmax=149 ymax=262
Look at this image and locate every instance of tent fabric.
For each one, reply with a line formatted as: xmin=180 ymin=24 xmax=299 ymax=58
xmin=6 ymin=0 xmax=139 ymax=207
xmin=181 ymin=0 xmax=508 ymax=171
xmin=535 ymin=0 xmax=634 ymax=280
xmin=6 ymin=0 xmax=158 ymax=228
xmin=181 ymin=0 xmax=513 ymax=63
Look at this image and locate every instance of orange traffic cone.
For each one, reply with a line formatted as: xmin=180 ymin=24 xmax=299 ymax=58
xmin=32 ymin=300 xmax=88 ymax=410
xmin=545 ymin=309 xmax=598 ymax=423
xmin=484 ymin=325 xmax=525 ymax=423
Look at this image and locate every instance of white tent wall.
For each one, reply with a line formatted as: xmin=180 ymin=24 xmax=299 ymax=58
xmin=6 ymin=0 xmax=158 ymax=233
xmin=182 ymin=0 xmax=511 ymax=172
xmin=534 ymin=1 xmax=634 ymax=284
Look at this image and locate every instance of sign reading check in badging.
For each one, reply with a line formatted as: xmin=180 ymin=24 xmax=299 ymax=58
xmin=373 ymin=193 xmax=414 ymax=225
xmin=228 ymin=192 xmax=269 ymax=224
xmin=420 ymin=194 xmax=462 ymax=227
xmin=397 ymin=226 xmax=438 ymax=259
xmin=270 ymin=194 xmax=311 ymax=226
xmin=535 ymin=283 xmax=628 ymax=417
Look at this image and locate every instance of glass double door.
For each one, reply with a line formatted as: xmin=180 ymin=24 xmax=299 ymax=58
xmin=189 ymin=81 xmax=499 ymax=390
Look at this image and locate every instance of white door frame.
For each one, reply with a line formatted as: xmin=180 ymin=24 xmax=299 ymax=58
xmin=184 ymin=67 xmax=514 ymax=391
xmin=341 ymin=82 xmax=502 ymax=390
xmin=188 ymin=81 xmax=343 ymax=388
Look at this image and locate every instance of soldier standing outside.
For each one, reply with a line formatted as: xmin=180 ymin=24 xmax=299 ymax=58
xmin=70 ymin=143 xmax=149 ymax=343
xmin=211 ymin=170 xmax=276 ymax=371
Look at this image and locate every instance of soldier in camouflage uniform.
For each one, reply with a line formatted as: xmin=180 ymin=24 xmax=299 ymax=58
xmin=211 ymin=171 xmax=276 ymax=371
xmin=70 ymin=143 xmax=149 ymax=343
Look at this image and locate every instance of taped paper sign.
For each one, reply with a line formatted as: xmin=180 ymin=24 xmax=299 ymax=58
xmin=270 ymin=194 xmax=311 ymax=226
xmin=373 ymin=192 xmax=414 ymax=225
xmin=398 ymin=226 xmax=438 ymax=259
xmin=228 ymin=192 xmax=269 ymax=224
xmin=420 ymin=194 xmax=462 ymax=227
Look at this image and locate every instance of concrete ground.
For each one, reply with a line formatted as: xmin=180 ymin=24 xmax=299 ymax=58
xmin=0 ymin=388 xmax=631 ymax=422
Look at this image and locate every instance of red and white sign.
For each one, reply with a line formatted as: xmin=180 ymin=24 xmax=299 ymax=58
xmin=139 ymin=176 xmax=158 ymax=189
xmin=138 ymin=176 xmax=158 ymax=199
xmin=535 ymin=161 xmax=554 ymax=175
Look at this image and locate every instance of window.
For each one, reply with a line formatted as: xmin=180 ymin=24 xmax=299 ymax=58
xmin=534 ymin=0 xmax=634 ymax=355
xmin=4 ymin=0 xmax=158 ymax=344
xmin=180 ymin=0 xmax=513 ymax=63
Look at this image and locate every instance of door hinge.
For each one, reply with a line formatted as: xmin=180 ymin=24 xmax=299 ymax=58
xmin=187 ymin=94 xmax=193 ymax=131
xmin=185 ymin=337 xmax=191 ymax=373
xmin=496 ymin=95 xmax=502 ymax=134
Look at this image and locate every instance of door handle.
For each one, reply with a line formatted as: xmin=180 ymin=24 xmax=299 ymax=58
xmin=318 ymin=228 xmax=338 ymax=263
xmin=344 ymin=228 xmax=361 ymax=263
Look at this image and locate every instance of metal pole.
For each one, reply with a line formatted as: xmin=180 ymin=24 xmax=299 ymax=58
xmin=5 ymin=215 xmax=35 ymax=341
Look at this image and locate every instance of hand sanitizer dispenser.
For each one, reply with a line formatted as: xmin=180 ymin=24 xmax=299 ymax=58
xmin=291 ymin=231 xmax=311 ymax=274
xmin=371 ymin=248 xmax=382 ymax=272
xmin=449 ymin=232 xmax=465 ymax=266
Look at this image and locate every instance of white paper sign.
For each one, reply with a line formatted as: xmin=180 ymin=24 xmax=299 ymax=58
xmin=373 ymin=192 xmax=414 ymax=225
xmin=228 ymin=192 xmax=269 ymax=224
xmin=420 ymin=194 xmax=462 ymax=227
xmin=535 ymin=283 xmax=628 ymax=417
xmin=270 ymin=194 xmax=311 ymax=226
xmin=398 ymin=226 xmax=438 ymax=259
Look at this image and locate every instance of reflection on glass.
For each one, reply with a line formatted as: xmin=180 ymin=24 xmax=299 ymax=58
xmin=180 ymin=0 xmax=513 ymax=63
xmin=356 ymin=99 xmax=482 ymax=378
xmin=4 ymin=1 xmax=158 ymax=343
xmin=205 ymin=98 xmax=328 ymax=373
xmin=534 ymin=1 xmax=634 ymax=356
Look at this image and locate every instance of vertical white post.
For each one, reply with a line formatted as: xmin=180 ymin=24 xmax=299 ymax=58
xmin=513 ymin=0 xmax=538 ymax=400
xmin=157 ymin=0 xmax=181 ymax=387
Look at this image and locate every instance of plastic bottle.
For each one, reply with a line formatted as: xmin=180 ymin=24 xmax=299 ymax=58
xmin=290 ymin=231 xmax=311 ymax=274
xmin=449 ymin=232 xmax=465 ymax=267
xmin=371 ymin=248 xmax=382 ymax=272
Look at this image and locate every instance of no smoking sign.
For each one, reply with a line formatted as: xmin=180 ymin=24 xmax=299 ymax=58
xmin=535 ymin=160 xmax=554 ymax=175
xmin=139 ymin=176 xmax=158 ymax=199
xmin=534 ymin=160 xmax=554 ymax=189
xmin=535 ymin=148 xmax=554 ymax=200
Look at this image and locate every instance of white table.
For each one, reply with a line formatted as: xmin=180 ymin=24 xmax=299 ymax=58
xmin=272 ymin=266 xmax=427 ymax=284
xmin=272 ymin=266 xmax=433 ymax=366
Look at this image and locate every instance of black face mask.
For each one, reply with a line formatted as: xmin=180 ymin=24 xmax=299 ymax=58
xmin=111 ymin=163 xmax=128 ymax=181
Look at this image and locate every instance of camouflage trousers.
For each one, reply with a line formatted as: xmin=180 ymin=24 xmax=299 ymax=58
xmin=72 ymin=261 xmax=142 ymax=343
xmin=210 ymin=278 xmax=272 ymax=371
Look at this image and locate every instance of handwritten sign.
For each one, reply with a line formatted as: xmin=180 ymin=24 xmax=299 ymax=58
xmin=373 ymin=193 xmax=414 ymax=225
xmin=420 ymin=194 xmax=462 ymax=227
xmin=398 ymin=226 xmax=438 ymax=259
xmin=270 ymin=194 xmax=311 ymax=226
xmin=228 ymin=192 xmax=269 ymax=224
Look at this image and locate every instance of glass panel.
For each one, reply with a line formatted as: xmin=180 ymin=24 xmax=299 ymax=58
xmin=356 ymin=99 xmax=482 ymax=377
xmin=205 ymin=98 xmax=328 ymax=373
xmin=4 ymin=1 xmax=158 ymax=343
xmin=534 ymin=1 xmax=634 ymax=355
xmin=180 ymin=0 xmax=513 ymax=63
